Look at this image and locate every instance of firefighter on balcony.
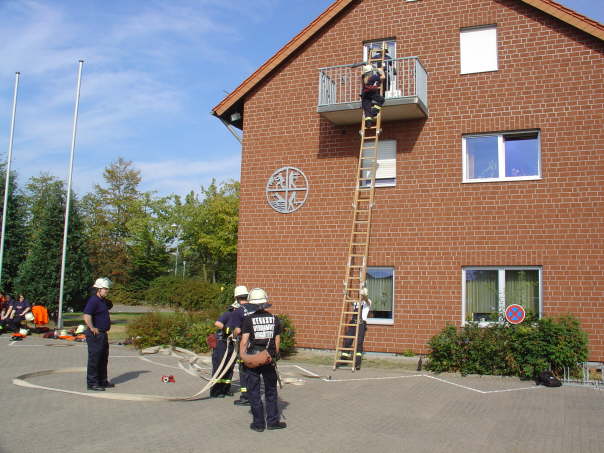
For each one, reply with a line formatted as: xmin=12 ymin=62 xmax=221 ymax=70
xmin=341 ymin=286 xmax=372 ymax=370
xmin=239 ymin=288 xmax=286 ymax=432
xmin=361 ymin=64 xmax=385 ymax=128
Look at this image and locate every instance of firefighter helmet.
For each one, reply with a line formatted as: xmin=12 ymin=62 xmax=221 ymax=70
xmin=362 ymin=64 xmax=374 ymax=75
xmin=93 ymin=277 xmax=112 ymax=289
xmin=248 ymin=288 xmax=268 ymax=304
xmin=234 ymin=285 xmax=249 ymax=298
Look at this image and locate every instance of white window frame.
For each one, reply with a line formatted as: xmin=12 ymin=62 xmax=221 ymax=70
xmin=460 ymin=25 xmax=498 ymax=74
xmin=461 ymin=266 xmax=543 ymax=327
xmin=462 ymin=130 xmax=541 ymax=183
xmin=361 ymin=139 xmax=397 ymax=188
xmin=366 ymin=266 xmax=395 ymax=325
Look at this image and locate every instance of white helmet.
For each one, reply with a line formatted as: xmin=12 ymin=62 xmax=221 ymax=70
xmin=93 ymin=277 xmax=112 ymax=289
xmin=362 ymin=64 xmax=374 ymax=75
xmin=75 ymin=324 xmax=86 ymax=335
xmin=24 ymin=312 xmax=35 ymax=322
xmin=248 ymin=288 xmax=268 ymax=304
xmin=360 ymin=287 xmax=369 ymax=297
xmin=234 ymin=285 xmax=248 ymax=299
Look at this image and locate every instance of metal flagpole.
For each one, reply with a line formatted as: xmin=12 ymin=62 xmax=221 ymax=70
xmin=0 ymin=72 xmax=20 ymax=289
xmin=57 ymin=60 xmax=84 ymax=329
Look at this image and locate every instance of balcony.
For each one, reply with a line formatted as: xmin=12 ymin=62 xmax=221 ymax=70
xmin=317 ymin=57 xmax=428 ymax=125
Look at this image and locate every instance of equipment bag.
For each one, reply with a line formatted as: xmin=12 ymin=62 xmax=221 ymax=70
xmin=538 ymin=370 xmax=562 ymax=387
xmin=241 ymin=349 xmax=272 ymax=368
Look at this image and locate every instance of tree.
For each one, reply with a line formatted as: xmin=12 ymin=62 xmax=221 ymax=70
xmin=180 ymin=180 xmax=239 ymax=283
xmin=16 ymin=176 xmax=91 ymax=312
xmin=82 ymin=157 xmax=144 ymax=283
xmin=0 ymin=164 xmax=28 ymax=294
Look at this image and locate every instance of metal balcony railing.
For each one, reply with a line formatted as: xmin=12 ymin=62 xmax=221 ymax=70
xmin=318 ymin=57 xmax=428 ymax=115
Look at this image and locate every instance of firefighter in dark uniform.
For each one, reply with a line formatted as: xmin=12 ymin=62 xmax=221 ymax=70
xmin=361 ymin=64 xmax=385 ymax=128
xmin=239 ymin=288 xmax=286 ymax=431
xmin=227 ymin=285 xmax=253 ymax=405
xmin=341 ymin=287 xmax=372 ymax=370
xmin=210 ymin=303 xmax=238 ymax=398
xmin=83 ymin=278 xmax=114 ymax=391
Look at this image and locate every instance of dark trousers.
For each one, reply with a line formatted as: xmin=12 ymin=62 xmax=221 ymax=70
xmin=210 ymin=340 xmax=235 ymax=396
xmin=6 ymin=315 xmax=24 ymax=331
xmin=237 ymin=359 xmax=249 ymax=401
xmin=246 ymin=363 xmax=280 ymax=428
xmin=85 ymin=330 xmax=109 ymax=387
xmin=343 ymin=319 xmax=367 ymax=368
xmin=361 ymin=91 xmax=384 ymax=119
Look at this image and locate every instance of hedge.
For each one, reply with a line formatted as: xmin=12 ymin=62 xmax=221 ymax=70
xmin=127 ymin=311 xmax=296 ymax=357
xmin=426 ymin=316 xmax=588 ymax=379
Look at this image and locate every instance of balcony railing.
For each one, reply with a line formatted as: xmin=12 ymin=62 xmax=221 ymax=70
xmin=317 ymin=57 xmax=428 ymax=125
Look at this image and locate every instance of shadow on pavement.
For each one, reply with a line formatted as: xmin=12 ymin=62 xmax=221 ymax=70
xmin=112 ymin=370 xmax=151 ymax=384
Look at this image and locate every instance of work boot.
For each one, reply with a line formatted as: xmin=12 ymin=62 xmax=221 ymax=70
xmin=267 ymin=422 xmax=287 ymax=430
xmin=101 ymin=381 xmax=115 ymax=388
xmin=250 ymin=424 xmax=265 ymax=432
xmin=87 ymin=385 xmax=105 ymax=391
xmin=234 ymin=398 xmax=250 ymax=406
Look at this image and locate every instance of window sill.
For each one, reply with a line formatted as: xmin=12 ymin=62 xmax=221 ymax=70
xmin=367 ymin=318 xmax=394 ymax=325
xmin=462 ymin=176 xmax=542 ymax=184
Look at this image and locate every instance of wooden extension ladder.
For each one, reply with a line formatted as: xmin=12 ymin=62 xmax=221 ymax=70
xmin=333 ymin=45 xmax=387 ymax=371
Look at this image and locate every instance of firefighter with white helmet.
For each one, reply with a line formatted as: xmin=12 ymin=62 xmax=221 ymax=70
xmin=83 ymin=277 xmax=114 ymax=391
xmin=209 ymin=285 xmax=249 ymax=397
xmin=239 ymin=288 xmax=286 ymax=431
xmin=341 ymin=286 xmax=372 ymax=370
xmin=360 ymin=62 xmax=385 ymax=127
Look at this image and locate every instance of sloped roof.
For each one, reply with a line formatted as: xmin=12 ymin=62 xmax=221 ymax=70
xmin=212 ymin=0 xmax=604 ymax=121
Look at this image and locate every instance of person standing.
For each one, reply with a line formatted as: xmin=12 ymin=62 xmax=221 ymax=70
xmin=83 ymin=278 xmax=113 ymax=391
xmin=240 ymin=288 xmax=286 ymax=432
xmin=341 ymin=287 xmax=372 ymax=370
xmin=228 ymin=285 xmax=255 ymax=406
xmin=210 ymin=298 xmax=240 ymax=398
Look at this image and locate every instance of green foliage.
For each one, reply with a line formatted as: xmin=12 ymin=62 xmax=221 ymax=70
xmin=0 ymin=166 xmax=28 ymax=294
xmin=426 ymin=316 xmax=588 ymax=378
xmin=15 ymin=176 xmax=91 ymax=313
xmin=143 ymin=276 xmax=224 ymax=312
xmin=126 ymin=312 xmax=215 ymax=353
xmin=277 ymin=314 xmax=296 ymax=357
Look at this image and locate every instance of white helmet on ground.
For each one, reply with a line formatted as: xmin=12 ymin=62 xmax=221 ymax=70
xmin=93 ymin=277 xmax=112 ymax=289
xmin=234 ymin=285 xmax=249 ymax=299
xmin=248 ymin=288 xmax=268 ymax=304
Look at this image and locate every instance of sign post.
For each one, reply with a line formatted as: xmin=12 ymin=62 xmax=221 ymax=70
xmin=505 ymin=304 xmax=526 ymax=324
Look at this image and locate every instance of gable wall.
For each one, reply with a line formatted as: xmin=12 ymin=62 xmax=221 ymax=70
xmin=236 ymin=0 xmax=604 ymax=358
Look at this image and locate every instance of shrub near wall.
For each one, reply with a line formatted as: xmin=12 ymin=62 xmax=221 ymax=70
xmin=426 ymin=316 xmax=588 ymax=379
xmin=126 ymin=312 xmax=297 ymax=357
xmin=144 ymin=276 xmax=224 ymax=311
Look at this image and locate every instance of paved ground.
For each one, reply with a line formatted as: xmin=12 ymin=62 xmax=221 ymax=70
xmin=1 ymin=334 xmax=603 ymax=453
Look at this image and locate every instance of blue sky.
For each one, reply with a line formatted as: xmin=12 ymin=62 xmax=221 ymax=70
xmin=0 ymin=0 xmax=602 ymax=197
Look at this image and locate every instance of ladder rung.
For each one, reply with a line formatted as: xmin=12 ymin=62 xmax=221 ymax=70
xmin=342 ymin=311 xmax=359 ymax=315
xmin=336 ymin=347 xmax=355 ymax=351
xmin=339 ymin=335 xmax=357 ymax=339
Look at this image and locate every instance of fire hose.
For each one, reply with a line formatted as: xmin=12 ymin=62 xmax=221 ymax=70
xmin=12 ymin=340 xmax=239 ymax=402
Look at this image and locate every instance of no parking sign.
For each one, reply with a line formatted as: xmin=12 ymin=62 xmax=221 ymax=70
xmin=505 ymin=304 xmax=526 ymax=324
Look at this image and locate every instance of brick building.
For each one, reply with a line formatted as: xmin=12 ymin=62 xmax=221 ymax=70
xmin=212 ymin=0 xmax=604 ymax=360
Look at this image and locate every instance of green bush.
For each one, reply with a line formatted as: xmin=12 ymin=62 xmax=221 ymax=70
xmin=126 ymin=310 xmax=297 ymax=357
xmin=277 ymin=314 xmax=296 ymax=357
xmin=143 ymin=276 xmax=225 ymax=311
xmin=109 ymin=283 xmax=142 ymax=306
xmin=426 ymin=316 xmax=588 ymax=379
xmin=127 ymin=312 xmax=215 ymax=353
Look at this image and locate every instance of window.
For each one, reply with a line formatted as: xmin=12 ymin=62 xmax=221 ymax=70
xmin=460 ymin=26 xmax=498 ymax=74
xmin=463 ymin=131 xmax=540 ymax=182
xmin=366 ymin=267 xmax=394 ymax=324
xmin=462 ymin=267 xmax=541 ymax=324
xmin=360 ymin=140 xmax=396 ymax=187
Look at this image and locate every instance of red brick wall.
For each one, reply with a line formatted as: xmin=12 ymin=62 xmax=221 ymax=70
xmin=236 ymin=0 xmax=604 ymax=359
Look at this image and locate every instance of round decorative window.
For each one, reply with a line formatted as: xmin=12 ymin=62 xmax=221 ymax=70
xmin=266 ymin=166 xmax=309 ymax=214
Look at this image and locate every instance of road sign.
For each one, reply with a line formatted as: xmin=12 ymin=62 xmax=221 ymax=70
xmin=505 ymin=304 xmax=526 ymax=324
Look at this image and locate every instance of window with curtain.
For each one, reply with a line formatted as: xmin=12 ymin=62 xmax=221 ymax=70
xmin=463 ymin=267 xmax=541 ymax=323
xmin=366 ymin=267 xmax=394 ymax=323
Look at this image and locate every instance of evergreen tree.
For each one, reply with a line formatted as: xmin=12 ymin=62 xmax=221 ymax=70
xmin=0 ymin=164 xmax=28 ymax=294
xmin=16 ymin=176 xmax=91 ymax=312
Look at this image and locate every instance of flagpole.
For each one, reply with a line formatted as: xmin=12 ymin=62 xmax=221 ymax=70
xmin=58 ymin=60 xmax=84 ymax=329
xmin=0 ymin=72 xmax=20 ymax=289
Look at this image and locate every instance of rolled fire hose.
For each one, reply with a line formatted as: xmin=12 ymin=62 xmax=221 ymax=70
xmin=12 ymin=340 xmax=238 ymax=402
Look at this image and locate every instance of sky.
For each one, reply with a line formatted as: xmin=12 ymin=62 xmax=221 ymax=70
xmin=0 ymin=0 xmax=602 ymax=198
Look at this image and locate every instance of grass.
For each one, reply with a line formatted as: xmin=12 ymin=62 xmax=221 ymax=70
xmin=49 ymin=312 xmax=148 ymax=342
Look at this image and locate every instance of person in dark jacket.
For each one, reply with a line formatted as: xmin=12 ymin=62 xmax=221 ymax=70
xmin=360 ymin=64 xmax=385 ymax=128
xmin=240 ymin=288 xmax=286 ymax=432
xmin=83 ymin=277 xmax=113 ymax=391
